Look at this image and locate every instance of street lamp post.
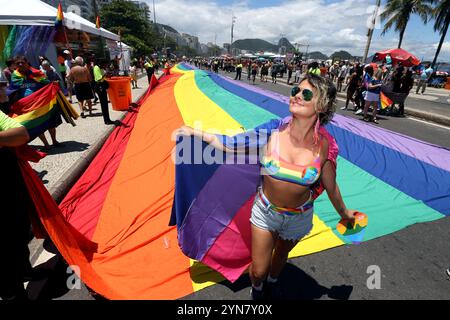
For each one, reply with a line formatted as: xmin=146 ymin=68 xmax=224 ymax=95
xmin=152 ymin=0 xmax=157 ymax=24
xmin=230 ymin=15 xmax=236 ymax=55
xmin=297 ymin=43 xmax=310 ymax=60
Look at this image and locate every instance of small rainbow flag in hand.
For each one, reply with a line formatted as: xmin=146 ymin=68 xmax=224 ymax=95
xmin=55 ymin=2 xmax=64 ymax=27
xmin=380 ymin=91 xmax=393 ymax=110
xmin=96 ymin=16 xmax=101 ymax=29
xmin=336 ymin=212 xmax=368 ymax=244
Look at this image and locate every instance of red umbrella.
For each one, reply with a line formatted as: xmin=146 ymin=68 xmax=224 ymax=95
xmin=374 ymin=48 xmax=421 ymax=67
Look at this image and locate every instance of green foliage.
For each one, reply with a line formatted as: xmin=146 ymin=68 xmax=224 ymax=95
xmin=100 ymin=0 xmax=167 ymax=56
xmin=381 ymin=0 xmax=433 ymax=48
xmin=431 ymin=0 xmax=450 ymax=66
xmin=122 ymin=34 xmax=151 ymax=55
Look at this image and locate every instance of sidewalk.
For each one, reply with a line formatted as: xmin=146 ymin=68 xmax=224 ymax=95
xmin=27 ymin=72 xmax=161 ymax=288
xmin=238 ymin=70 xmax=450 ymax=126
xmin=30 ymin=73 xmax=157 ymax=200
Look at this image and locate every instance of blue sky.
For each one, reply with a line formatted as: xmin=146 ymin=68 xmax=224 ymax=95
xmin=150 ymin=0 xmax=450 ymax=62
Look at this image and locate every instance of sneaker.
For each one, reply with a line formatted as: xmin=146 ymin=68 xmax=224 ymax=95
xmin=250 ymin=287 xmax=265 ymax=301
xmin=446 ymin=268 xmax=450 ymax=278
xmin=340 ymin=106 xmax=347 ymax=110
xmin=355 ymin=109 xmax=363 ymax=115
xmin=373 ymin=118 xmax=379 ymax=124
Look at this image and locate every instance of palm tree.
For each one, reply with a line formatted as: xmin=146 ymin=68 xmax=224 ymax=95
xmin=381 ymin=0 xmax=433 ymax=48
xmin=431 ymin=0 xmax=450 ymax=68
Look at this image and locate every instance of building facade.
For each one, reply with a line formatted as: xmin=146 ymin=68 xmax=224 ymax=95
xmin=131 ymin=1 xmax=151 ymax=21
xmin=181 ymin=33 xmax=200 ymax=52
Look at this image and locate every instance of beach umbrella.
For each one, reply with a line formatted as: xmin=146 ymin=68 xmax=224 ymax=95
xmin=373 ymin=48 xmax=420 ymax=67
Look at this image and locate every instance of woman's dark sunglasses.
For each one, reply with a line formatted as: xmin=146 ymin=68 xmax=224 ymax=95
xmin=291 ymin=87 xmax=314 ymax=101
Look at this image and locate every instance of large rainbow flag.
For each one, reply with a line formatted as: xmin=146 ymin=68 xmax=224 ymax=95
xmin=28 ymin=64 xmax=449 ymax=299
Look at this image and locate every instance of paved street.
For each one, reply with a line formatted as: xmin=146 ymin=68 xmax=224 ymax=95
xmin=27 ymin=69 xmax=450 ymax=300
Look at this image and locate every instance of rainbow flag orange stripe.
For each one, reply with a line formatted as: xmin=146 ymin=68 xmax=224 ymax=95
xmin=380 ymin=91 xmax=393 ymax=109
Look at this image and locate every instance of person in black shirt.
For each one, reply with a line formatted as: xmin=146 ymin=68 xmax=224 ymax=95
xmin=397 ymin=70 xmax=414 ymax=116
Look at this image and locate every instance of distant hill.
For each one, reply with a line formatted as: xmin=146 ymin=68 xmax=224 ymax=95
xmin=232 ymin=37 xmax=298 ymax=54
xmin=233 ymin=39 xmax=278 ymax=52
xmin=308 ymin=51 xmax=328 ymax=60
xmin=330 ymin=50 xmax=354 ymax=61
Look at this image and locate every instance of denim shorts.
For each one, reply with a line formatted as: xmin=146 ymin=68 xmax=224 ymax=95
xmin=250 ymin=189 xmax=314 ymax=241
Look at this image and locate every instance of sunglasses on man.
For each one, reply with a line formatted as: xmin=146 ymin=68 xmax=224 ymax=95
xmin=291 ymin=87 xmax=314 ymax=101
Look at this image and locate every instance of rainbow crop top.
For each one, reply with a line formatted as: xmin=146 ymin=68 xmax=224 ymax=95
xmin=260 ymin=134 xmax=322 ymax=187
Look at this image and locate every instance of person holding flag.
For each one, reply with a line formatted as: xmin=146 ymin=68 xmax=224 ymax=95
xmin=9 ymin=56 xmax=63 ymax=148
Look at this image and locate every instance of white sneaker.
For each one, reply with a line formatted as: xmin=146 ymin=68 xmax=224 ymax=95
xmin=340 ymin=106 xmax=347 ymax=110
xmin=355 ymin=109 xmax=363 ymax=115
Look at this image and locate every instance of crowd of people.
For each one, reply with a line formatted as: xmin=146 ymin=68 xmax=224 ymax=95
xmin=0 ymin=51 xmax=143 ymax=150
xmin=187 ymin=55 xmax=435 ymax=124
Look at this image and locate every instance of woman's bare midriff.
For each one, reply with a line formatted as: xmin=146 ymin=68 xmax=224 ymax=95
xmin=260 ymin=131 xmax=319 ymax=208
xmin=262 ymin=176 xmax=311 ymax=208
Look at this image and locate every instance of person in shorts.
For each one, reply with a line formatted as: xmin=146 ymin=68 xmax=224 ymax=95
xmin=175 ymin=74 xmax=358 ymax=300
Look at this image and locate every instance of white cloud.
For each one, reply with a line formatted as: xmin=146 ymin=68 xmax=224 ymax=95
xmin=144 ymin=0 xmax=450 ymax=61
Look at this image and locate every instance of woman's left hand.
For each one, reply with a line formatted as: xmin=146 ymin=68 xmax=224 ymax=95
xmin=341 ymin=209 xmax=358 ymax=222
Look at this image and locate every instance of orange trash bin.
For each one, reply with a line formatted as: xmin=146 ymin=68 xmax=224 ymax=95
xmin=106 ymin=76 xmax=132 ymax=111
xmin=445 ymin=77 xmax=450 ymax=90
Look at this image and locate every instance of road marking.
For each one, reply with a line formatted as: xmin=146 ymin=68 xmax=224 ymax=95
xmin=336 ymin=97 xmax=450 ymax=129
xmin=406 ymin=116 xmax=450 ymax=130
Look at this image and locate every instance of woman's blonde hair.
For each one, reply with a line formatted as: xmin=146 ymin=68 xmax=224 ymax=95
xmin=299 ymin=73 xmax=337 ymax=125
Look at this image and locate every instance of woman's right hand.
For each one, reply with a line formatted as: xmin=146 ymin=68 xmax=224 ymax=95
xmin=174 ymin=126 xmax=194 ymax=137
xmin=174 ymin=126 xmax=216 ymax=144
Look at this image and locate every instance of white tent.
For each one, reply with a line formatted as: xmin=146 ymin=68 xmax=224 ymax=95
xmin=258 ymin=52 xmax=276 ymax=58
xmin=108 ymin=41 xmax=133 ymax=74
xmin=0 ymin=0 xmax=119 ymax=41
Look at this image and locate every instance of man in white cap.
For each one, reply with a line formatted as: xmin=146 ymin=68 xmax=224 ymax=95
xmin=63 ymin=50 xmax=74 ymax=103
